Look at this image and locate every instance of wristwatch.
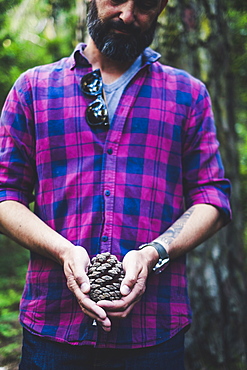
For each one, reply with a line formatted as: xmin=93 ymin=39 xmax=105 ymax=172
xmin=139 ymin=241 xmax=170 ymax=274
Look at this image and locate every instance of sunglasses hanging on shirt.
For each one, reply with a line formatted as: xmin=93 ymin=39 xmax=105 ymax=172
xmin=80 ymin=69 xmax=109 ymax=127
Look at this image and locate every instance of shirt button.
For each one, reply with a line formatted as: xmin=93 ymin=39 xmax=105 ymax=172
xmin=107 ymin=148 xmax=113 ymax=155
xmin=105 ymin=190 xmax=111 ymax=196
xmin=102 ymin=236 xmax=108 ymax=242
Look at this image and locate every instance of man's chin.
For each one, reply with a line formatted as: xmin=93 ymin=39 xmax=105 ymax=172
xmin=97 ymin=37 xmax=143 ymax=62
xmin=101 ymin=47 xmax=141 ymax=62
xmin=103 ymin=54 xmax=138 ymax=63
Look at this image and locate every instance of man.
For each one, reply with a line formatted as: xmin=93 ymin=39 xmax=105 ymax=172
xmin=0 ymin=0 xmax=231 ymax=369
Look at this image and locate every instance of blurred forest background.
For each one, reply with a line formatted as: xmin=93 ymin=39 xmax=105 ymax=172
xmin=0 ymin=0 xmax=246 ymax=369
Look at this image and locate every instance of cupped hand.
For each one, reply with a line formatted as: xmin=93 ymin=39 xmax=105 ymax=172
xmin=62 ymin=245 xmax=112 ymax=331
xmin=97 ymin=247 xmax=158 ymax=318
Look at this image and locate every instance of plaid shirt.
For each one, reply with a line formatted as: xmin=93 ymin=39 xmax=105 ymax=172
xmin=0 ymin=44 xmax=231 ymax=348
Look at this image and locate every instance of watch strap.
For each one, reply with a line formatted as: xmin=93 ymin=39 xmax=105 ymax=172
xmin=139 ymin=241 xmax=170 ymax=274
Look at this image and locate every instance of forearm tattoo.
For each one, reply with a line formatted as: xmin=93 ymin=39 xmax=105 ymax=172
xmin=158 ymin=206 xmax=196 ymax=246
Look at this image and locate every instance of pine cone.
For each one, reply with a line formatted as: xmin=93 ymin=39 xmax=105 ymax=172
xmin=87 ymin=252 xmax=125 ymax=302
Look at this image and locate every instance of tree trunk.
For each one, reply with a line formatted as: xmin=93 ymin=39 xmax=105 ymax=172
xmin=75 ymin=0 xmax=88 ymax=44
xmin=156 ymin=1 xmax=247 ymax=368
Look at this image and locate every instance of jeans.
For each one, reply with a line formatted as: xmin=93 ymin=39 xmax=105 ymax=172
xmin=19 ymin=328 xmax=185 ymax=370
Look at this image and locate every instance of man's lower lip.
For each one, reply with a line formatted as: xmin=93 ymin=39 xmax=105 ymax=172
xmin=113 ymin=29 xmax=131 ymax=35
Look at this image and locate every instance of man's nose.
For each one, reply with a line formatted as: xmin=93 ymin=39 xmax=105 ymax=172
xmin=119 ymin=1 xmax=136 ymax=24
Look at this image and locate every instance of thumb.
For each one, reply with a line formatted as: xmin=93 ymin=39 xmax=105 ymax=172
xmin=80 ymin=281 xmax=90 ymax=294
xmin=64 ymin=249 xmax=90 ymax=295
xmin=120 ymin=250 xmax=140 ymax=296
xmin=120 ymin=283 xmax=132 ymax=296
xmin=66 ymin=267 xmax=90 ymax=295
xmin=120 ymin=269 xmax=138 ymax=296
xmin=74 ymin=269 xmax=90 ymax=294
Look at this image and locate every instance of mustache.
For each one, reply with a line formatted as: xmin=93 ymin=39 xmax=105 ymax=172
xmin=107 ymin=20 xmax=142 ymax=35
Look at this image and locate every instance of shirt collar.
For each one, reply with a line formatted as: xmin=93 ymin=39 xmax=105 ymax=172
xmin=70 ymin=43 xmax=161 ymax=70
xmin=142 ymin=47 xmax=161 ymax=65
xmin=69 ymin=43 xmax=90 ymax=70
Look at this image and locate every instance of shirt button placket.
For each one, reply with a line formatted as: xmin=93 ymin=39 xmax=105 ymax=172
xmin=107 ymin=148 xmax=113 ymax=155
xmin=100 ymin=146 xmax=116 ymax=253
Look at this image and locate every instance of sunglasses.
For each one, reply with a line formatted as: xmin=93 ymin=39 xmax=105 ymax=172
xmin=80 ymin=69 xmax=109 ymax=127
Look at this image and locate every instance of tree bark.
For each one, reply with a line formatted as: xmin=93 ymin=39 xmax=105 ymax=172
xmin=75 ymin=0 xmax=88 ymax=44
xmin=156 ymin=1 xmax=247 ymax=368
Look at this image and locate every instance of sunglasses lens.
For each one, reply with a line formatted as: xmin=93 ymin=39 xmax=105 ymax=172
xmin=86 ymin=98 xmax=108 ymax=126
xmin=81 ymin=70 xmax=109 ymax=127
xmin=81 ymin=70 xmax=102 ymax=96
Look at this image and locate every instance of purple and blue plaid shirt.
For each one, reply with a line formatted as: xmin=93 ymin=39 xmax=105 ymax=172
xmin=0 ymin=44 xmax=231 ymax=348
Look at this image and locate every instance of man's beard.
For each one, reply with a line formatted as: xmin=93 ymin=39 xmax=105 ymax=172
xmin=87 ymin=0 xmax=158 ymax=62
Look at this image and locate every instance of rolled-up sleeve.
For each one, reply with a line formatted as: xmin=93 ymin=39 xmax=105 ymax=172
xmin=0 ymin=73 xmax=36 ymax=206
xmin=182 ymin=83 xmax=231 ymax=223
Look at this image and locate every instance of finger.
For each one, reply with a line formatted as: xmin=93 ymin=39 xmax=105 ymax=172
xmin=97 ymin=276 xmax=146 ymax=315
xmin=121 ymin=263 xmax=139 ymax=294
xmin=78 ymin=294 xmax=108 ymax=320
xmin=120 ymin=283 xmax=132 ymax=296
xmin=106 ymin=304 xmax=135 ymax=318
xmin=120 ymin=268 xmax=142 ymax=296
xmin=70 ymin=260 xmax=90 ymax=288
xmin=97 ymin=289 xmax=139 ymax=311
xmin=77 ymin=294 xmax=112 ymax=331
xmin=98 ymin=298 xmax=138 ymax=319
xmin=97 ymin=317 xmax=112 ymax=332
xmin=66 ymin=273 xmax=110 ymax=323
xmin=80 ymin=282 xmax=90 ymax=294
xmin=66 ymin=269 xmax=89 ymax=297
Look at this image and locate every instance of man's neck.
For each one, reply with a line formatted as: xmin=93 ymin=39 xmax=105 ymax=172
xmin=84 ymin=38 xmax=137 ymax=85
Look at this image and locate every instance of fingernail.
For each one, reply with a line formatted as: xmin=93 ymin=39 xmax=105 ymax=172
xmin=121 ymin=285 xmax=131 ymax=295
xmin=80 ymin=282 xmax=90 ymax=293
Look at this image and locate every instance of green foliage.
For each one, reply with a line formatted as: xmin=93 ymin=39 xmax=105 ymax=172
xmin=236 ymin=120 xmax=247 ymax=238
xmin=0 ymin=0 xmax=21 ymax=15
xmin=0 ymin=236 xmax=29 ymax=277
xmin=0 ymin=342 xmax=22 ymax=365
xmin=0 ymin=0 xmax=78 ymax=109
xmin=236 ymin=121 xmax=247 ymax=176
xmin=228 ymin=7 xmax=247 ymax=244
xmin=228 ymin=9 xmax=247 ymax=113
xmin=0 ymin=237 xmax=28 ymax=366
xmin=0 ymin=236 xmax=29 ymax=324
xmin=0 ymin=321 xmax=20 ymax=339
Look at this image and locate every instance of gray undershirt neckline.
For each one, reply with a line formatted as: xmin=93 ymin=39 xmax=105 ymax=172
xmin=103 ymin=55 xmax=142 ymax=124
